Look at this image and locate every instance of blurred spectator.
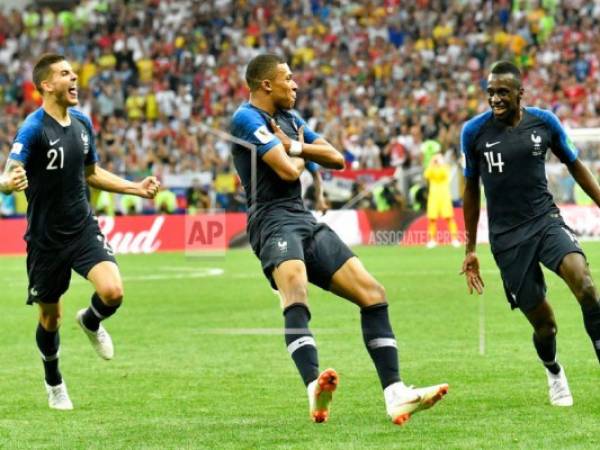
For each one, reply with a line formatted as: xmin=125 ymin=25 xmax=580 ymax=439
xmin=119 ymin=194 xmax=143 ymax=215
xmin=186 ymin=178 xmax=211 ymax=213
xmin=154 ymin=186 xmax=177 ymax=214
xmin=0 ymin=192 xmax=15 ymax=217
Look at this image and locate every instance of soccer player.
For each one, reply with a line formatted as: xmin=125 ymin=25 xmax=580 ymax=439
xmin=461 ymin=61 xmax=600 ymax=406
xmin=231 ymin=54 xmax=448 ymax=425
xmin=423 ymin=153 xmax=460 ymax=248
xmin=0 ymin=54 xmax=160 ymax=410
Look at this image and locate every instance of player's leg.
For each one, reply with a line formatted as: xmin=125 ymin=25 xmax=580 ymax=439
xmin=328 ymin=256 xmax=399 ymax=385
xmin=27 ymin=246 xmax=73 ymax=410
xmin=76 ymin=261 xmax=122 ymax=360
xmin=272 ymin=259 xmax=336 ymax=423
xmin=72 ymin=226 xmax=120 ymax=360
xmin=557 ymin=253 xmax=600 ymax=362
xmin=272 ymin=259 xmax=319 ymax=386
xmin=523 ymin=300 xmax=560 ymax=374
xmin=539 ymin=224 xmax=600 ymax=363
xmin=523 ymin=300 xmax=572 ymax=406
xmin=499 ymin=234 xmax=572 ymax=406
xmin=426 ymin=219 xmax=437 ymax=248
xmin=302 ymin=222 xmax=447 ymax=425
xmin=37 ymin=300 xmax=72 ymax=410
xmin=425 ymin=196 xmax=437 ymax=248
xmin=441 ymin=196 xmax=460 ymax=247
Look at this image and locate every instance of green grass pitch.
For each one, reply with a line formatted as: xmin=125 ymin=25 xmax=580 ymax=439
xmin=1 ymin=244 xmax=599 ymax=449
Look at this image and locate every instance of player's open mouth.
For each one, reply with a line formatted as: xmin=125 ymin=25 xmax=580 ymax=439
xmin=68 ymin=86 xmax=78 ymax=98
xmin=492 ymin=105 xmax=506 ymax=114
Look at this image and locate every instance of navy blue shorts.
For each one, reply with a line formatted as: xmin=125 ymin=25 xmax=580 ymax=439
xmin=26 ymin=223 xmax=117 ymax=305
xmin=493 ymin=221 xmax=584 ymax=312
xmin=252 ymin=220 xmax=354 ymax=291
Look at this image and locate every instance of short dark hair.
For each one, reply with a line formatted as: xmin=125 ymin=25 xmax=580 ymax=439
xmin=33 ymin=53 xmax=66 ymax=93
xmin=245 ymin=54 xmax=286 ymax=91
xmin=490 ymin=60 xmax=522 ymax=86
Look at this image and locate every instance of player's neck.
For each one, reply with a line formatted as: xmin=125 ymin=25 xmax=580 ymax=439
xmin=43 ymin=100 xmax=71 ymax=127
xmin=501 ymin=107 xmax=523 ymax=128
xmin=249 ymin=94 xmax=276 ymax=116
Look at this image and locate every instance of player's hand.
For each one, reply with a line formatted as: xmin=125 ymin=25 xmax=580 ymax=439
xmin=6 ymin=166 xmax=28 ymax=192
xmin=138 ymin=176 xmax=160 ymax=199
xmin=270 ymin=119 xmax=293 ymax=152
xmin=460 ymin=251 xmax=484 ymax=295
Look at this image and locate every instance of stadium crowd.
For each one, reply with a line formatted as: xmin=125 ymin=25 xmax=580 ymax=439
xmin=1 ymin=0 xmax=600 ymax=215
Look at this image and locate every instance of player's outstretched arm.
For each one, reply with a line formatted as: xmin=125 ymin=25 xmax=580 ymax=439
xmin=85 ymin=164 xmax=160 ymax=199
xmin=461 ymin=177 xmax=484 ymax=294
xmin=0 ymin=159 xmax=27 ymax=194
xmin=567 ymin=159 xmax=600 ymax=207
xmin=270 ymin=120 xmax=344 ymax=170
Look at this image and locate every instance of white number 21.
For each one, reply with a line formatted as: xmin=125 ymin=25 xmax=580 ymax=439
xmin=47 ymin=147 xmax=64 ymax=170
xmin=483 ymin=151 xmax=504 ymax=173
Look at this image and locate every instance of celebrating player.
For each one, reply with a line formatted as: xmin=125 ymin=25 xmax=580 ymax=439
xmin=0 ymin=54 xmax=160 ymax=410
xmin=230 ymin=53 xmax=448 ymax=425
xmin=461 ymin=61 xmax=600 ymax=406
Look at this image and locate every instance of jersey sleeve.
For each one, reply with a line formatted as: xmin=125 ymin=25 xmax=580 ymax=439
xmin=84 ymin=126 xmax=99 ymax=166
xmin=539 ymin=110 xmax=578 ymax=164
xmin=9 ymin=119 xmax=42 ymax=164
xmin=291 ymin=113 xmax=320 ymax=144
xmin=306 ymin=161 xmax=319 ymax=173
xmin=231 ymin=109 xmax=281 ymax=157
xmin=460 ymin=121 xmax=479 ymax=179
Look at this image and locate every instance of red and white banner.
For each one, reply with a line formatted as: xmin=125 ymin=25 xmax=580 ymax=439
xmin=321 ymin=168 xmax=396 ymax=202
xmin=0 ymin=205 xmax=599 ymax=255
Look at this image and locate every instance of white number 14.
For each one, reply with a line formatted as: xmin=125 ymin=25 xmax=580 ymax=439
xmin=484 ymin=151 xmax=504 ymax=173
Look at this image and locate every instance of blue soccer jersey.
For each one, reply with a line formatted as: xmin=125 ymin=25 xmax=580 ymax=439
xmin=461 ymin=107 xmax=578 ymax=252
xmin=230 ymin=102 xmax=320 ymax=219
xmin=9 ymin=107 xmax=99 ymax=249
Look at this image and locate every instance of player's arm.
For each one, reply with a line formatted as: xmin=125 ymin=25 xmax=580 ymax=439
xmin=85 ymin=164 xmax=160 ymax=199
xmin=462 ymin=177 xmax=484 ymax=295
xmin=463 ymin=177 xmax=480 ymax=254
xmin=296 ymin=137 xmax=344 ymax=170
xmin=270 ymin=120 xmax=344 ymax=170
xmin=460 ymin=123 xmax=484 ymax=294
xmin=307 ymin=162 xmax=328 ymax=213
xmin=541 ymin=109 xmax=600 ymax=204
xmin=0 ymin=159 xmax=28 ymax=194
xmin=262 ymin=145 xmax=306 ymax=182
xmin=567 ymin=159 xmax=600 ymax=207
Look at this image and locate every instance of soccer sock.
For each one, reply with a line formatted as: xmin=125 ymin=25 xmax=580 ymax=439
xmin=448 ymin=218 xmax=458 ymax=240
xmin=36 ymin=323 xmax=62 ymax=386
xmin=581 ymin=302 xmax=600 ymax=363
xmin=427 ymin=220 xmax=436 ymax=241
xmin=532 ymin=332 xmax=560 ymax=374
xmin=81 ymin=293 xmax=121 ymax=332
xmin=361 ymin=303 xmax=401 ymax=389
xmin=283 ymin=303 xmax=319 ymax=386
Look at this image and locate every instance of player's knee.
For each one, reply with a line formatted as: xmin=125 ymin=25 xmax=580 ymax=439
xmin=535 ymin=321 xmax=557 ymax=340
xmin=577 ymin=274 xmax=598 ymax=308
xmin=281 ymin=271 xmax=308 ymax=302
xmin=362 ymin=281 xmax=386 ymax=306
xmin=98 ymin=284 xmax=124 ymax=306
xmin=40 ymin=311 xmax=62 ymax=331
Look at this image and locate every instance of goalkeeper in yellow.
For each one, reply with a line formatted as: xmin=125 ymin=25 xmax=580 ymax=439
xmin=424 ymin=153 xmax=460 ymax=248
